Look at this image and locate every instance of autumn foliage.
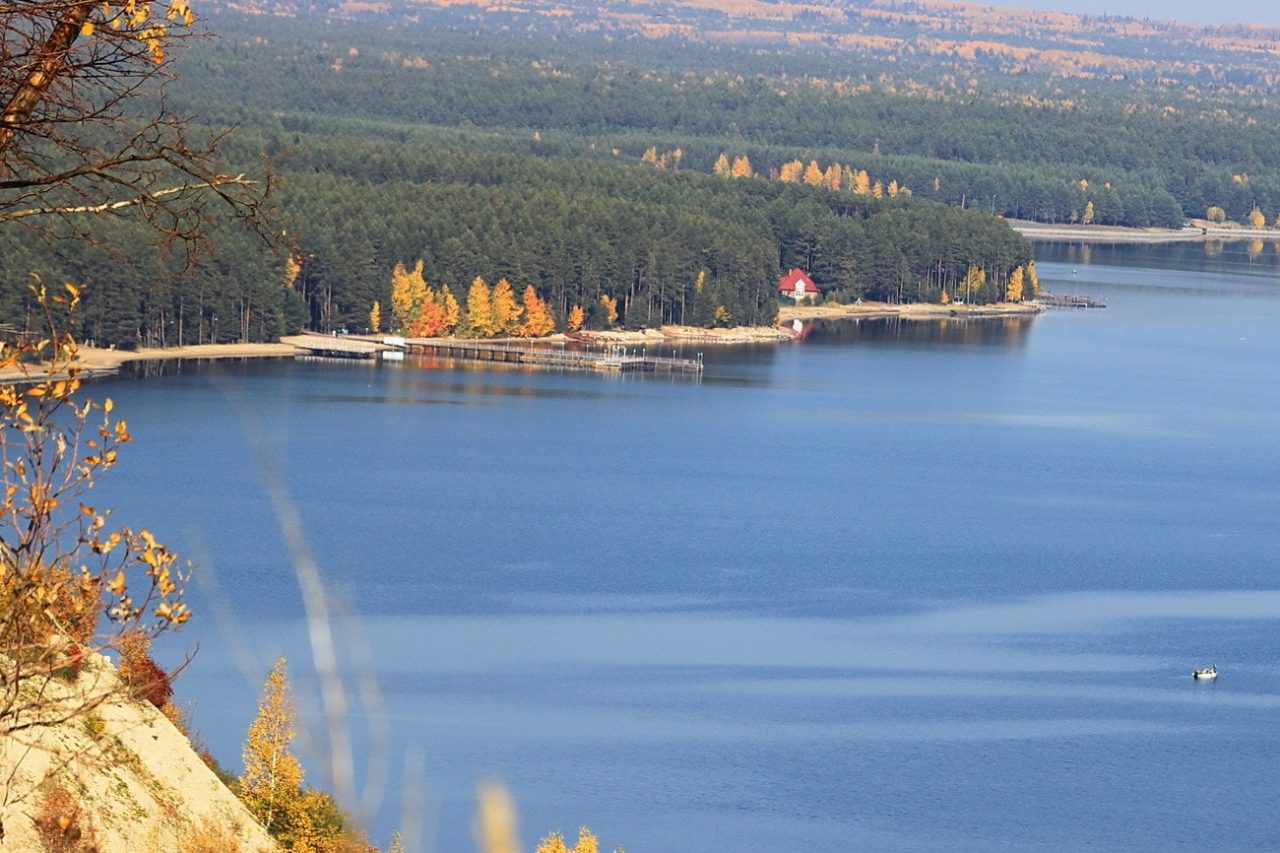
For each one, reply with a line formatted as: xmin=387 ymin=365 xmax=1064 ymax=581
xmin=240 ymin=658 xmax=373 ymax=852
xmin=383 ymin=261 xmax=565 ymax=338
xmin=0 ymin=285 xmax=191 ymax=741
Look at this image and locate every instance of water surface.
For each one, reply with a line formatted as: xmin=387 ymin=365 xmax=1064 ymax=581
xmin=96 ymin=243 xmax=1280 ymax=851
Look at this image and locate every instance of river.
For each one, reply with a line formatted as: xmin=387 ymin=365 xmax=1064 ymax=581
xmin=94 ymin=241 xmax=1280 ymax=852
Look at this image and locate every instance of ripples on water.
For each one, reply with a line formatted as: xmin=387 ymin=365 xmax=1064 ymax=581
xmin=99 ymin=243 xmax=1280 ymax=852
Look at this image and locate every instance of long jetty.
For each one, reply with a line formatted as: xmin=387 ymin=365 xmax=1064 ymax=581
xmin=1039 ymin=291 xmax=1106 ymax=309
xmin=401 ymin=338 xmax=703 ymax=374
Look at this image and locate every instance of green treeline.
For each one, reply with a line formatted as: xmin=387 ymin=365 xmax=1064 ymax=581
xmin=1 ymin=126 xmax=1032 ymax=344
xmin=175 ymin=17 xmax=1280 ymax=228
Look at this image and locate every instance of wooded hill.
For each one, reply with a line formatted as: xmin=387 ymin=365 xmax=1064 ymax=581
xmin=23 ymin=0 xmax=1280 ymax=345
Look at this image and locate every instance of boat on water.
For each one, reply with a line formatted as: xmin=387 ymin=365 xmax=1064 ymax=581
xmin=1192 ymin=664 xmax=1218 ymax=680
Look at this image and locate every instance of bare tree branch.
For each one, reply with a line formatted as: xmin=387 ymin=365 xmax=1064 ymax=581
xmin=0 ymin=173 xmax=254 ymax=221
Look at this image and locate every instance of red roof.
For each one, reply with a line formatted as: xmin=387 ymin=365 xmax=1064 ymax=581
xmin=779 ymin=268 xmax=819 ymax=294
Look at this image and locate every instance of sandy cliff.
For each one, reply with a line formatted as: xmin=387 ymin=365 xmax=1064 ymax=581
xmin=0 ymin=655 xmax=277 ymax=853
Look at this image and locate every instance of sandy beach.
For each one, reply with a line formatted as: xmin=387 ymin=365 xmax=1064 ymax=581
xmin=0 ymin=340 xmax=305 ymax=384
xmin=1011 ymin=218 xmax=1280 ymax=244
xmin=778 ymin=300 xmax=1042 ymax=322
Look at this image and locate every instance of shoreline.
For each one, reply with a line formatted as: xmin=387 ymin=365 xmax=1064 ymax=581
xmin=778 ymin=300 xmax=1042 ymax=322
xmin=1010 ymin=218 xmax=1280 ymax=244
xmin=1 ymin=304 xmax=1037 ymax=383
xmin=0 ymin=341 xmax=306 ymax=384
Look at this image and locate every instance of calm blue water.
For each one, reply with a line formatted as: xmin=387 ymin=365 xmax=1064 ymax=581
xmin=93 ymin=243 xmax=1280 ymax=852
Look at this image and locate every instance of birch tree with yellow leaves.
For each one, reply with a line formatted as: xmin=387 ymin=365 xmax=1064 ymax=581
xmin=490 ymin=278 xmax=522 ymax=336
xmin=464 ymin=277 xmax=496 ymax=337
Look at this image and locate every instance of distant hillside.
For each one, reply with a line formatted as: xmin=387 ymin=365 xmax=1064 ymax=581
xmin=205 ymin=0 xmax=1280 ymax=96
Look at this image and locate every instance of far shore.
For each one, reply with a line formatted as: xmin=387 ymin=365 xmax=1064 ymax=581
xmin=1010 ymin=218 xmax=1280 ymax=244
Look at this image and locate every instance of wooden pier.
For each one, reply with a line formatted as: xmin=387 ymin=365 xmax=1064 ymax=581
xmin=287 ymin=335 xmax=391 ymax=359
xmin=1039 ymin=291 xmax=1106 ymax=309
xmin=401 ymin=338 xmax=703 ymax=374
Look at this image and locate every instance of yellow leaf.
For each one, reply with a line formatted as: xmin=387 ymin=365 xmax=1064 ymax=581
xmin=108 ymin=571 xmax=126 ymax=595
xmin=80 ymin=20 xmax=95 ymax=37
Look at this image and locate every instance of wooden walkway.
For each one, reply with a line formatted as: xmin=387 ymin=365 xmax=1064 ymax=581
xmin=402 ymin=338 xmax=703 ymax=374
xmin=1039 ymin=291 xmax=1106 ymax=309
xmin=287 ymin=335 xmax=391 ymax=358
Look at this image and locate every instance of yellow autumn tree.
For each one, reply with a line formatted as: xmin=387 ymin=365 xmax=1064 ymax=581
xmin=887 ymin=179 xmax=900 ymax=198
xmin=390 ymin=260 xmax=429 ymax=333
xmin=939 ymin=288 xmax=950 ymax=305
xmin=824 ymin=163 xmax=842 ymax=190
xmin=641 ymin=147 xmax=659 ymax=166
xmin=802 ymin=160 xmax=824 ymax=186
xmin=961 ymin=264 xmax=986 ymax=301
xmin=535 ymin=827 xmax=600 ymax=853
xmin=778 ymin=160 xmax=803 ymax=182
xmin=1024 ymin=260 xmax=1041 ymax=298
xmin=730 ymin=155 xmax=752 ymax=178
xmin=240 ymin=659 xmax=371 ymax=852
xmin=1206 ymin=205 xmax=1226 ymax=223
xmin=0 ymin=289 xmax=192 ymax=756
xmin=567 ymin=304 xmax=585 ymax=332
xmin=490 ymin=278 xmax=522 ymax=336
xmin=1082 ymin=200 xmax=1095 ymax=225
xmin=369 ymin=301 xmax=381 ymax=334
xmin=241 ymin=658 xmax=304 ymax=839
xmin=464 ymin=277 xmax=496 ymax=338
xmin=1249 ymin=207 xmax=1266 ymax=228
xmin=439 ymin=285 xmax=461 ymax=333
xmin=516 ymin=285 xmax=556 ymax=337
xmin=712 ymin=153 xmax=731 ymax=177
xmin=599 ymin=295 xmax=619 ymax=327
xmin=1005 ymin=266 xmax=1024 ymax=302
xmin=853 ymin=170 xmax=871 ymax=195
xmin=872 ymin=180 xmax=884 ymax=198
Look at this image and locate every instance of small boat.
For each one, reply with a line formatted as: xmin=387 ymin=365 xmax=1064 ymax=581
xmin=1192 ymin=664 xmax=1218 ymax=680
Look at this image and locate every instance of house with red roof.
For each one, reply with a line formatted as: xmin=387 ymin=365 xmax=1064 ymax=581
xmin=779 ymin=268 xmax=821 ymax=302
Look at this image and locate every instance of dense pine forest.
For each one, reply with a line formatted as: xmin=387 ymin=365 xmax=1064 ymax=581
xmin=6 ymin=0 xmax=1280 ymax=345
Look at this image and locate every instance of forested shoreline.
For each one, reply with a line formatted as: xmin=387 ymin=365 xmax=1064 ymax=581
xmin=22 ymin=5 xmax=1280 ymax=346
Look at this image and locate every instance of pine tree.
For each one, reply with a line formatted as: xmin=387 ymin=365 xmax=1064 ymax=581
xmin=490 ymin=278 xmax=522 ymax=335
xmin=369 ymin=301 xmax=381 ymax=334
xmin=567 ymin=304 xmax=585 ymax=332
xmin=241 ymin=658 xmax=304 ymax=840
xmin=712 ymin=153 xmax=731 ymax=177
xmin=464 ymin=277 xmax=496 ymax=337
xmin=730 ymin=155 xmax=752 ymax=178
